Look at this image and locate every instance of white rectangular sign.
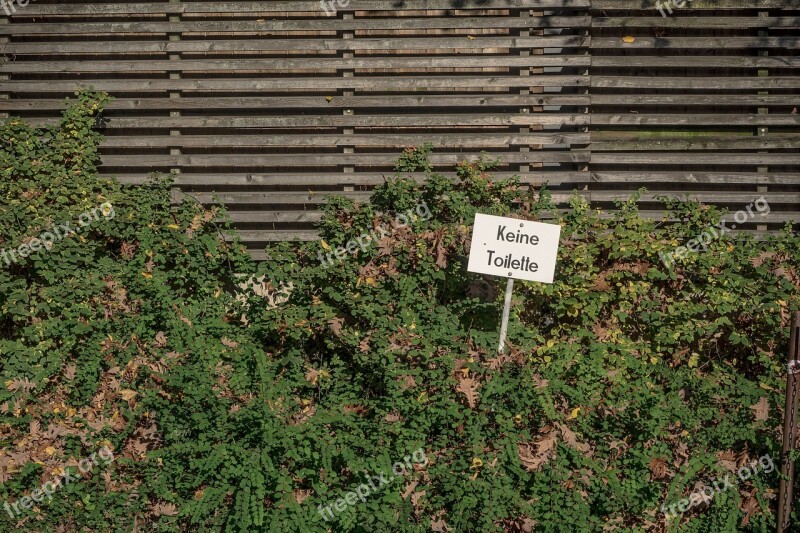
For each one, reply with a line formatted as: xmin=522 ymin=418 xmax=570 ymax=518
xmin=467 ymin=214 xmax=561 ymax=283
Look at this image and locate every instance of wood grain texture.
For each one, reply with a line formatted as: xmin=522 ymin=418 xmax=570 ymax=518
xmin=0 ymin=1 xmax=797 ymax=253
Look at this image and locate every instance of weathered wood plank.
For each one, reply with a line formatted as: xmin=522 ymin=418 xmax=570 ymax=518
xmin=591 ymin=36 xmax=800 ymax=49
xmin=110 ymin=171 xmax=797 ymax=187
xmin=592 ymin=0 xmax=794 ymax=8
xmin=99 ymin=151 xmax=592 ymax=167
xmin=591 ymin=153 xmax=800 ymax=165
xmin=0 ymin=76 xmax=589 ymax=93
xmin=592 ymin=17 xmax=800 ymax=29
xmin=187 ymin=190 xmax=799 ymax=207
xmin=590 ymin=95 xmax=799 ymax=106
xmin=592 ymin=56 xmax=800 ymax=69
xmin=16 ymin=0 xmax=591 ymax=16
xmin=591 ymin=114 xmax=800 ymax=126
xmin=0 ymin=96 xmax=591 ymax=112
xmin=0 ymin=17 xmax=592 ymax=35
xmin=590 ymin=136 xmax=800 ymax=150
xmin=591 ymin=76 xmax=800 ymax=89
xmin=97 ymin=133 xmax=590 ymax=149
xmin=15 ymin=114 xmax=591 ymax=128
xmin=0 ymin=55 xmax=591 ymax=74
xmin=0 ymin=36 xmax=592 ymax=55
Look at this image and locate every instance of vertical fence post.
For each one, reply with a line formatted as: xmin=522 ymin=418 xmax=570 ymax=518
xmin=778 ymin=311 xmax=800 ymax=531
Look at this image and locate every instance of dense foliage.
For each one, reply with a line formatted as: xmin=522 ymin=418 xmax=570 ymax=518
xmin=0 ymin=94 xmax=799 ymax=532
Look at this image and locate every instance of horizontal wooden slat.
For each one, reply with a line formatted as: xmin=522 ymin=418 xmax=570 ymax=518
xmin=0 ymin=96 xmax=590 ymax=113
xmin=186 ymin=190 xmax=799 ymax=207
xmin=15 ymin=114 xmax=590 ymax=129
xmin=590 ymin=136 xmax=800 ymax=150
xmin=591 ymin=114 xmax=800 ymax=126
xmin=98 ymin=133 xmax=590 ymax=149
xmin=591 ymin=77 xmax=800 ymax=89
xmin=0 ymin=36 xmax=591 ymax=55
xmin=0 ymin=56 xmax=590 ymax=74
xmin=593 ymin=0 xmax=794 ymax=8
xmin=591 ymin=153 xmax=800 ymax=165
xmin=100 ymin=151 xmax=592 ymax=168
xmin=15 ymin=0 xmax=591 ymax=16
xmin=592 ymin=17 xmax=800 ymax=29
xmin=0 ymin=76 xmax=589 ymax=93
xmin=591 ymin=36 xmax=800 ymax=49
xmin=0 ymin=17 xmax=592 ymax=35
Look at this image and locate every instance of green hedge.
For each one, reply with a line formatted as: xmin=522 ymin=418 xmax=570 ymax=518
xmin=1 ymin=93 xmax=798 ymax=532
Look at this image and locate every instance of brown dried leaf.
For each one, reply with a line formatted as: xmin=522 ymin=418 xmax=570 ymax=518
xmin=401 ymin=480 xmax=418 ymax=500
xmin=328 ymin=317 xmax=344 ymax=337
xmin=120 ymin=241 xmax=137 ymax=260
xmin=293 ymin=489 xmax=311 ymax=504
xmin=152 ymin=502 xmax=178 ymax=517
xmin=221 ymin=337 xmax=239 ymax=349
xmin=359 ymin=336 xmax=371 ymax=354
xmin=750 ymin=251 xmax=775 ymax=268
xmin=64 ymin=364 xmax=77 ymax=381
xmin=456 ymin=377 xmax=480 ymax=409
xmin=647 ymin=457 xmax=669 ymax=480
xmin=431 ymin=517 xmax=452 ymax=532
xmin=6 ymin=378 xmax=36 ymax=393
xmin=718 ymin=450 xmax=738 ymax=473
xmin=154 ymin=331 xmax=167 ymax=348
xmin=305 ymin=368 xmax=320 ymax=386
xmin=385 ymin=412 xmax=401 ymax=423
xmin=750 ymin=397 xmax=769 ymax=422
xmin=518 ymin=429 xmax=558 ymax=472
xmin=740 ymin=492 xmax=760 ymax=527
xmin=556 ymin=423 xmax=592 ymax=455
xmin=410 ymin=490 xmax=426 ymax=509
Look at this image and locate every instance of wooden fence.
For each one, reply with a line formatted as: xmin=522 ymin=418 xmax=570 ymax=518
xmin=1 ymin=0 xmax=798 ymax=257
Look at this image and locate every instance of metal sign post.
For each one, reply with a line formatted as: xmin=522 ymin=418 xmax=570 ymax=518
xmin=778 ymin=311 xmax=800 ymax=532
xmin=497 ymin=278 xmax=514 ymax=354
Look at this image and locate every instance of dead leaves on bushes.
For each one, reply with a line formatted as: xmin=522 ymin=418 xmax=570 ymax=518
xmin=518 ymin=423 xmax=593 ymax=471
xmin=456 ymin=377 xmax=480 ymax=409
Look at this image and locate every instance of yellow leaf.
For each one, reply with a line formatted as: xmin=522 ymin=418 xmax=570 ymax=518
xmin=320 ymin=239 xmax=331 ymax=250
xmin=366 ymin=277 xmax=376 ymax=286
xmin=325 ymin=96 xmax=334 ymax=103
xmin=471 ymin=457 xmax=483 ymax=469
xmin=688 ymin=353 xmax=699 ymax=368
xmin=467 ymin=35 xmax=476 ymax=40
xmin=568 ymin=407 xmax=581 ymax=420
xmin=166 ymin=224 xmax=180 ymax=230
xmin=141 ymin=272 xmax=152 ymax=279
xmin=760 ymin=382 xmax=775 ymax=391
xmin=44 ymin=446 xmax=57 ymax=456
xmin=623 ymin=36 xmax=635 ymax=43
